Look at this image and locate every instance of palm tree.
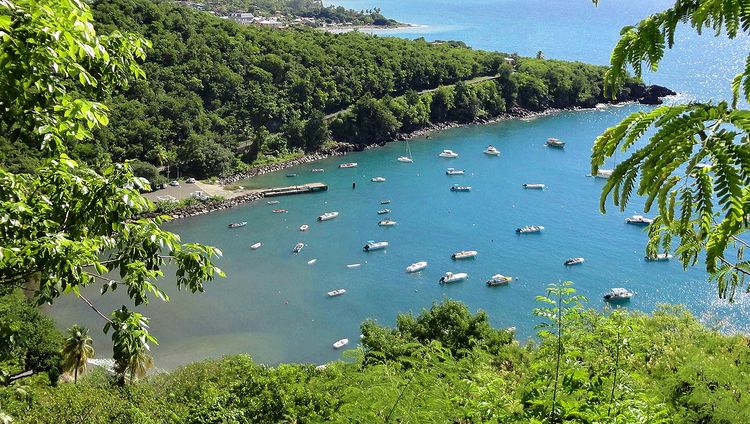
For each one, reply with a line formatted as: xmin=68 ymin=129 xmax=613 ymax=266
xmin=61 ymin=325 xmax=95 ymax=384
xmin=126 ymin=350 xmax=154 ymax=384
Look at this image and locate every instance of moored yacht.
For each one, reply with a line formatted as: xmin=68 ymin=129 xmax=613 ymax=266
xmin=318 ymin=211 xmax=339 ymax=221
xmin=522 ymin=183 xmax=545 ymax=189
xmin=446 ymin=168 xmax=465 ymax=175
xmin=603 ymin=287 xmax=635 ymax=302
xmin=486 ymin=274 xmax=512 ymax=286
xmin=545 ymin=138 xmax=565 ymax=148
xmin=273 ymin=209 xmax=288 ymax=213
xmin=339 ymin=162 xmax=358 ymax=168
xmin=564 ymin=257 xmax=585 ymax=266
xmin=333 ymin=338 xmax=349 ymax=349
xmin=397 ymin=156 xmax=413 ymax=163
xmin=595 ymin=169 xmax=613 ymax=179
xmin=646 ymin=253 xmax=673 ymax=261
xmin=363 ymin=241 xmax=389 ymax=251
xmin=327 ymin=289 xmax=346 ymax=297
xmin=228 ymin=221 xmax=247 ymax=228
xmin=439 ymin=149 xmax=459 ymax=158
xmin=299 ymin=224 xmax=309 ymax=231
xmin=267 ymin=200 xmax=280 ymax=205
xmin=250 ymin=242 xmax=262 ymax=250
xmin=483 ymin=145 xmax=500 ymax=155
xmin=406 ymin=261 xmax=428 ymax=273
xmin=451 ymin=250 xmax=478 ymax=260
xmin=312 ymin=168 xmax=324 ymax=172
xmin=377 ymin=209 xmax=390 ymax=215
xmin=380 ymin=200 xmax=391 ymax=204
xmin=516 ymin=225 xmax=544 ymax=234
xmin=625 ymin=215 xmax=653 ymax=225
xmin=378 ymin=219 xmax=397 ymax=226
xmin=450 ymin=185 xmax=471 ymax=192
xmin=439 ymin=272 xmax=468 ymax=284
xmin=292 ymin=242 xmax=304 ymax=254
xmin=371 ymin=176 xmax=386 ymax=182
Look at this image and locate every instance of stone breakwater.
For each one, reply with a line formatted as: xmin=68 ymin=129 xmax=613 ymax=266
xmin=220 ymin=151 xmax=345 ymax=185
xmin=145 ymin=191 xmax=266 ymax=221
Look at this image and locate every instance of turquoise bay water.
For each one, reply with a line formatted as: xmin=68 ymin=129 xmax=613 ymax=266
xmin=52 ymin=1 xmax=750 ymax=368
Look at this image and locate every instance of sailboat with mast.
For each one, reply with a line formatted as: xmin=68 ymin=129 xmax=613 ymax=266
xmin=397 ymin=139 xmax=414 ymax=163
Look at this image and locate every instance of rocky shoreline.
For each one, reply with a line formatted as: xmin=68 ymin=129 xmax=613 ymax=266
xmin=159 ymin=94 xmax=673 ymax=220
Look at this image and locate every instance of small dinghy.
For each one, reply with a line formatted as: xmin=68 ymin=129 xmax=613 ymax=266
xmin=523 ymin=183 xmax=545 ymax=189
xmin=363 ymin=241 xmax=389 ymax=251
xmin=450 ymin=185 xmax=471 ymax=192
xmin=483 ymin=145 xmax=500 ymax=155
xmin=339 ymin=162 xmax=358 ymax=168
xmin=545 ymin=138 xmax=565 ymax=148
xmin=397 ymin=156 xmax=413 ymax=163
xmin=299 ymin=224 xmax=309 ymax=231
xmin=318 ymin=211 xmax=339 ymax=221
xmin=250 ymin=242 xmax=262 ymax=250
xmin=346 ymin=263 xmax=361 ymax=268
xmin=446 ymin=168 xmax=465 ymax=175
xmin=378 ymin=219 xmax=397 ymax=226
xmin=228 ymin=222 xmax=247 ymax=228
xmin=625 ymin=215 xmax=653 ymax=225
xmin=439 ymin=272 xmax=468 ymax=284
xmin=273 ymin=209 xmax=288 ymax=213
xmin=377 ymin=209 xmax=390 ymax=215
xmin=307 ymin=259 xmax=317 ymax=265
xmin=646 ymin=253 xmax=673 ymax=261
xmin=564 ymin=257 xmax=585 ymax=266
xmin=439 ymin=149 xmax=459 ymax=158
xmin=406 ymin=261 xmax=428 ymax=273
xmin=452 ymin=250 xmax=478 ymax=260
xmin=486 ymin=274 xmax=512 ymax=286
xmin=312 ymin=168 xmax=324 ymax=172
xmin=333 ymin=338 xmax=349 ymax=349
xmin=603 ymin=287 xmax=635 ymax=302
xmin=327 ymin=288 xmax=346 ymax=297
xmin=293 ymin=242 xmax=304 ymax=254
xmin=267 ymin=200 xmax=280 ymax=205
xmin=371 ymin=176 xmax=386 ymax=182
xmin=516 ymin=225 xmax=544 ymax=234
xmin=380 ymin=200 xmax=391 ymax=204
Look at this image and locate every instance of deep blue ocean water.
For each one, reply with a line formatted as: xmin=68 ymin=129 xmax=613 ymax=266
xmin=52 ymin=1 xmax=750 ymax=368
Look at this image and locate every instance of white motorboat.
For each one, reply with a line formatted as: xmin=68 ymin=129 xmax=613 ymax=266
xmin=486 ymin=274 xmax=512 ymax=286
xmin=308 ymin=259 xmax=317 ymax=265
xmin=380 ymin=200 xmax=391 ymax=204
xmin=228 ymin=222 xmax=247 ymax=228
xmin=625 ymin=215 xmax=653 ymax=225
xmin=378 ymin=219 xmax=397 ymax=226
xmin=523 ymin=183 xmax=545 ymax=189
xmin=603 ymin=287 xmax=635 ymax=302
xmin=397 ymin=156 xmax=413 ymax=163
xmin=299 ymin=224 xmax=309 ymax=231
xmin=646 ymin=253 xmax=673 ymax=261
xmin=439 ymin=272 xmax=468 ymax=284
xmin=483 ymin=145 xmax=500 ymax=155
xmin=250 ymin=242 xmax=262 ymax=250
xmin=346 ymin=263 xmax=361 ymax=268
xmin=333 ymin=338 xmax=349 ymax=349
xmin=312 ymin=168 xmax=324 ymax=172
xmin=545 ymin=138 xmax=565 ymax=148
xmin=339 ymin=162 xmax=358 ymax=168
xmin=452 ymin=250 xmax=478 ymax=260
xmin=293 ymin=242 xmax=304 ymax=254
xmin=564 ymin=257 xmax=585 ymax=266
xmin=371 ymin=176 xmax=386 ymax=182
xmin=450 ymin=185 xmax=471 ymax=192
xmin=267 ymin=200 xmax=280 ymax=205
xmin=406 ymin=261 xmax=428 ymax=273
xmin=377 ymin=209 xmax=390 ymax=215
xmin=363 ymin=241 xmax=389 ymax=251
xmin=273 ymin=209 xmax=288 ymax=213
xmin=439 ymin=149 xmax=459 ymax=158
xmin=446 ymin=168 xmax=465 ymax=175
xmin=595 ymin=169 xmax=613 ymax=179
xmin=516 ymin=225 xmax=544 ymax=234
xmin=318 ymin=211 xmax=339 ymax=221
xmin=327 ymin=289 xmax=346 ymax=297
